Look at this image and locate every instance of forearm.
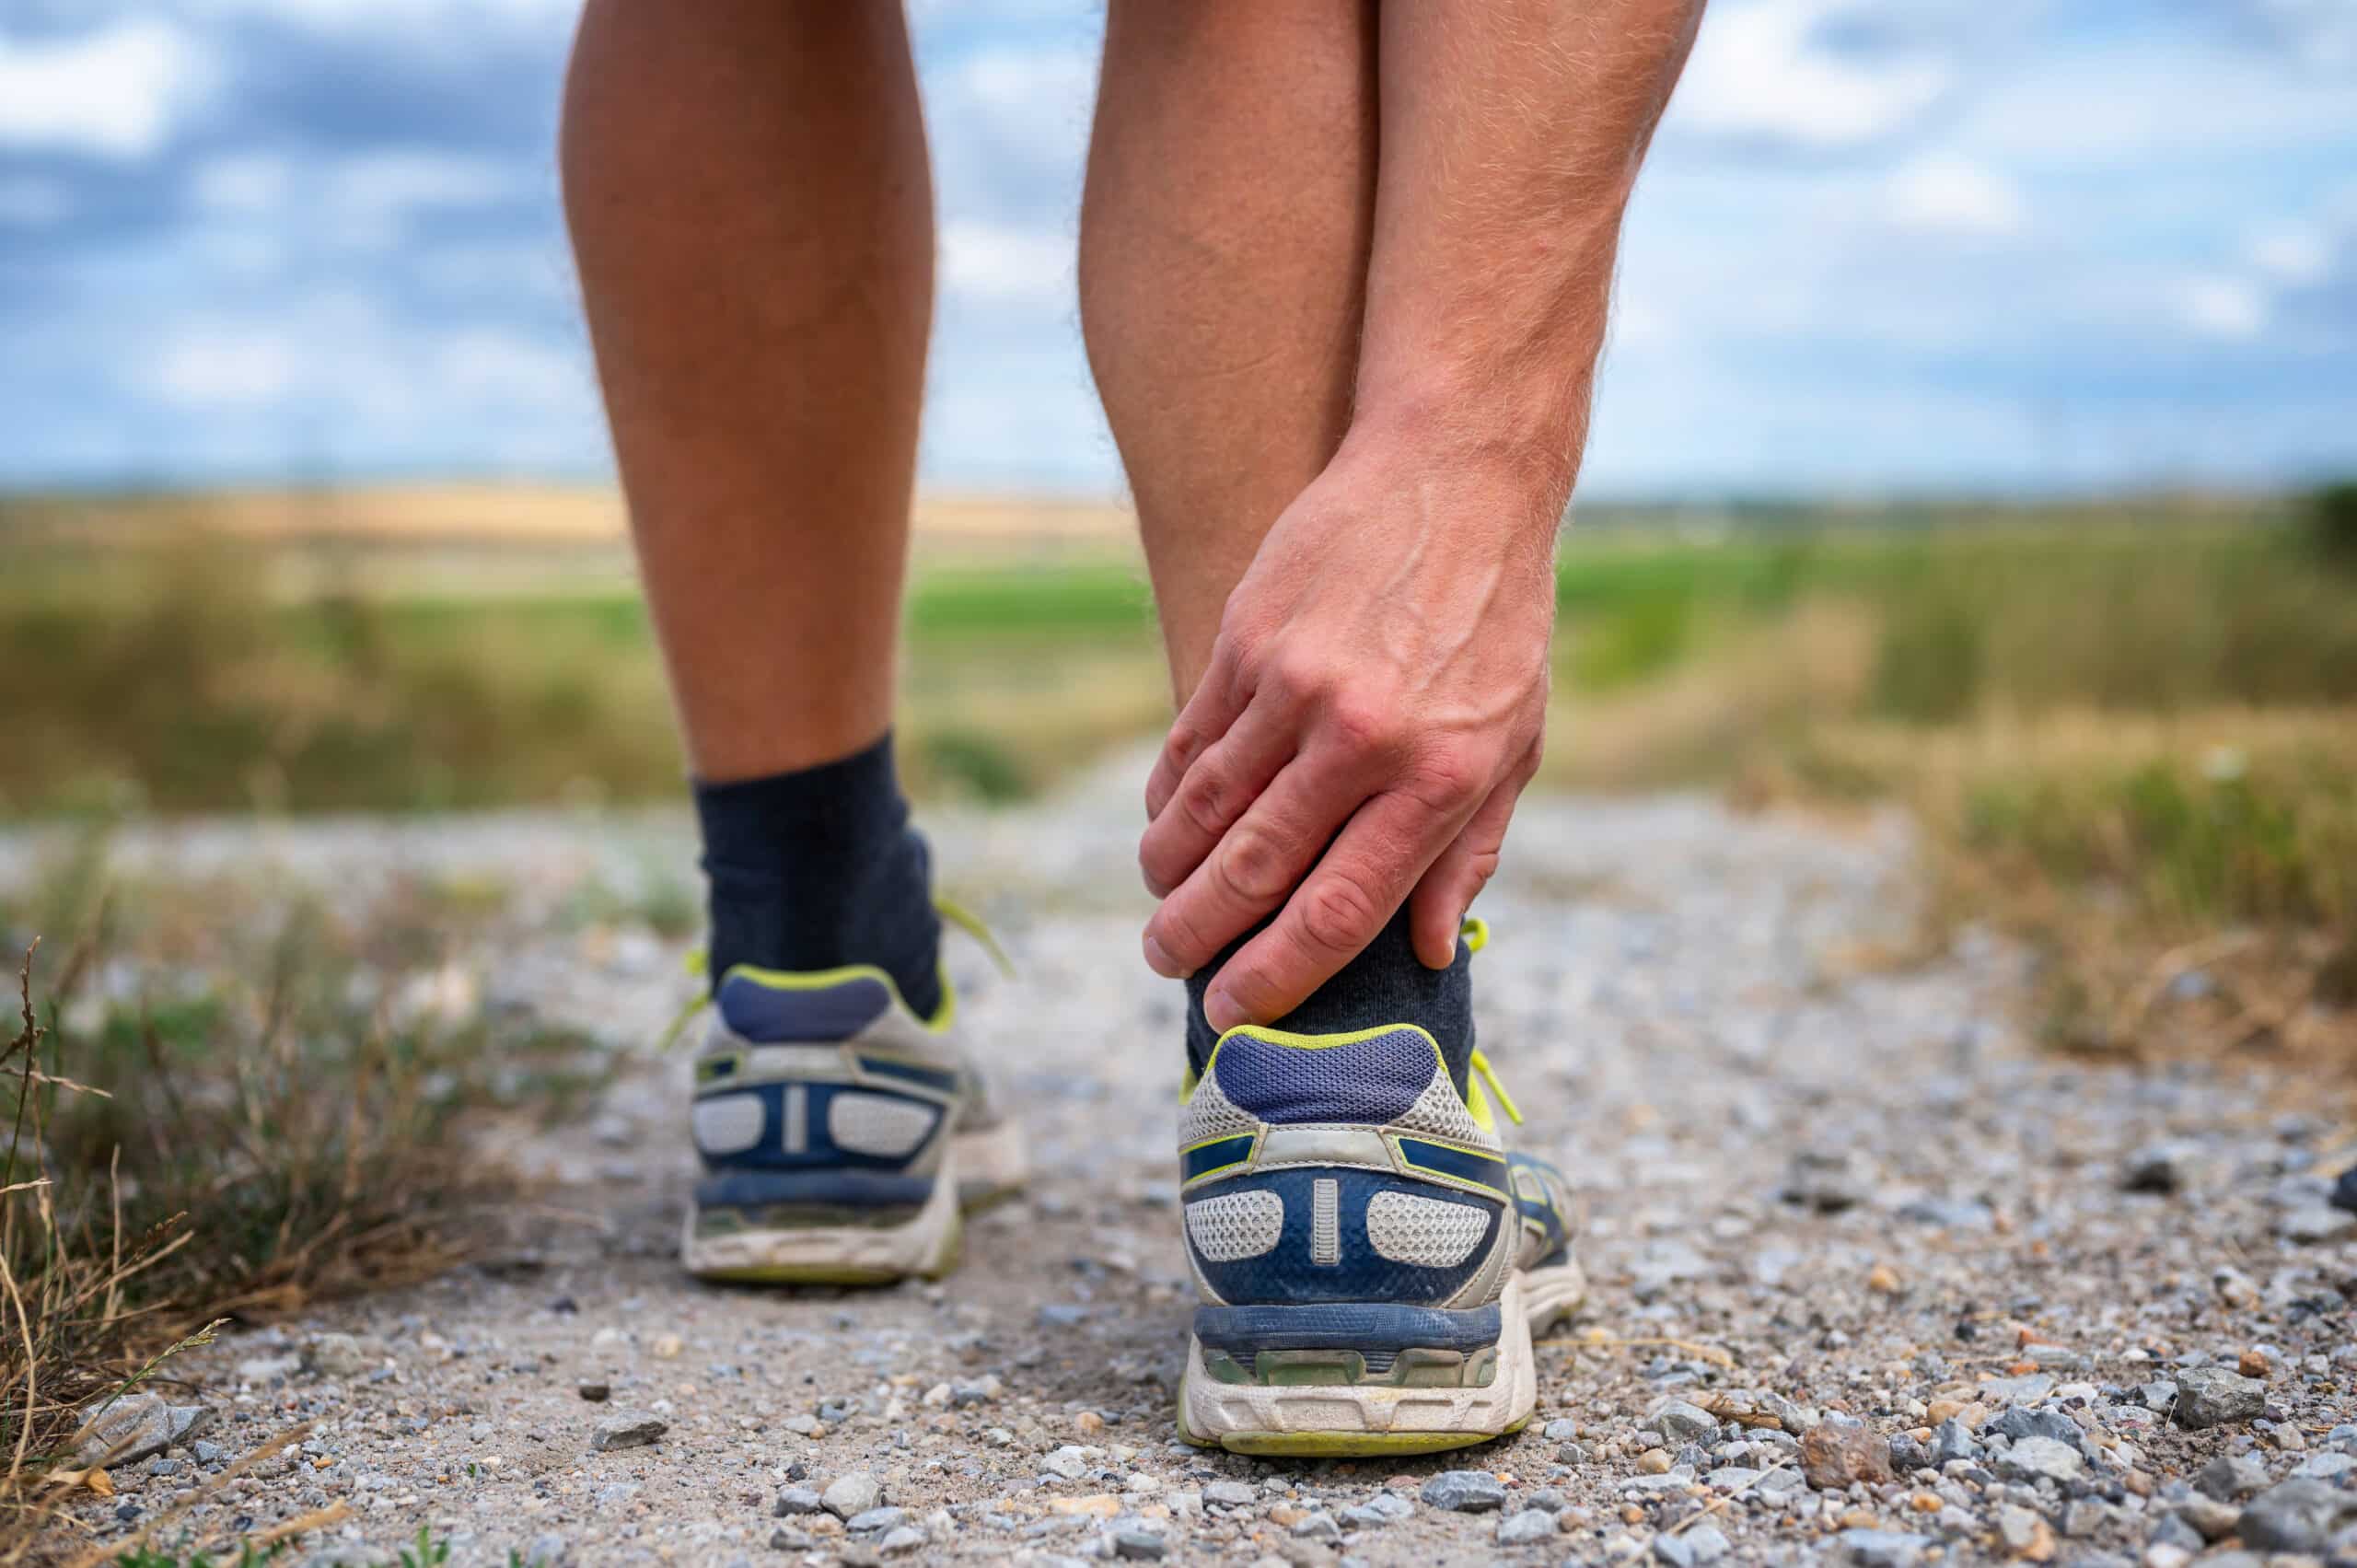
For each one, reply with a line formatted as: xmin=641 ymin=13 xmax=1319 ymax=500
xmin=1353 ymin=0 xmax=1702 ymax=509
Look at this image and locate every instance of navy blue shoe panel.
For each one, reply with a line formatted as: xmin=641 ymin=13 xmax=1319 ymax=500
xmin=1188 ymin=1167 xmax=1502 ymax=1307
xmin=1211 ymin=1028 xmax=1434 ymax=1126
xmin=715 ymin=973 xmax=894 ymax=1043
xmin=693 ymin=1081 xmax=943 ymax=1175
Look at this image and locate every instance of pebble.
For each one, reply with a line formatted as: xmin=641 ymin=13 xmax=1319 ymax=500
xmin=1041 ymin=1446 xmax=1092 ymax=1481
xmin=2192 ymin=1453 xmax=2269 ymax=1499
xmin=1653 ymin=1400 xmax=1717 ymax=1442
xmin=1995 ymin=1436 xmax=2084 ymax=1484
xmin=774 ymin=1486 xmax=824 ymax=1517
xmin=1290 ymin=1511 xmax=1341 ymax=1540
xmin=1800 ymin=1413 xmax=1891 ymax=1490
xmin=576 ymin=1381 xmax=610 ymax=1402
xmin=1420 ymin=1470 xmax=1509 ymax=1513
xmin=1202 ymin=1480 xmax=1257 ymax=1509
xmin=1110 ymin=1530 xmax=1167 ymax=1561
xmin=1496 ymin=1508 xmax=1558 ymax=1545
xmin=2171 ymin=1366 xmax=2265 ymax=1430
xmin=821 ymin=1472 xmax=884 ymax=1519
xmin=586 ymin=1411 xmax=666 ymax=1453
xmin=2237 ymin=1478 xmax=2357 ymax=1552
xmin=1835 ymin=1528 xmax=1930 ymax=1567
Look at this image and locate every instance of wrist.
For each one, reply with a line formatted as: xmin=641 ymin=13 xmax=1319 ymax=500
xmin=1341 ymin=366 xmax=1590 ymax=525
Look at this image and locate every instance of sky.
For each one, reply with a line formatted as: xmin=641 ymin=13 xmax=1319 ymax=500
xmin=1 ymin=0 xmax=2353 ymax=499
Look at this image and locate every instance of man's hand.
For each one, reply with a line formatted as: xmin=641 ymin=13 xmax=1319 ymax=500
xmin=1138 ymin=417 xmax=1557 ymax=1034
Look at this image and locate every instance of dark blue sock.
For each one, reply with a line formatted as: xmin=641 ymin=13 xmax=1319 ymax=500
xmin=693 ymin=732 xmax=942 ymax=1019
xmin=1185 ymin=906 xmax=1476 ymax=1094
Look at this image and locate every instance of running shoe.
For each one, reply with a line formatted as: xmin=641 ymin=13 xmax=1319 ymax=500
xmin=679 ymin=905 xmax=1027 ymax=1284
xmin=1173 ymin=933 xmax=1581 ymax=1455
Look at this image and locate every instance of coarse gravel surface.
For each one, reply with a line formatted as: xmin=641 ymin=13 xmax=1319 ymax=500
xmin=17 ymin=754 xmax=2356 ymax=1568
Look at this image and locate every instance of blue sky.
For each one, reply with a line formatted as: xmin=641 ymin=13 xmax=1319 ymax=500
xmin=1 ymin=0 xmax=2352 ymax=498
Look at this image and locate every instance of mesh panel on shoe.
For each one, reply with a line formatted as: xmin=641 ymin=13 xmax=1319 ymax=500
xmin=1389 ymin=1068 xmax=1494 ymax=1146
xmin=1177 ymin=1064 xmax=1261 ymax=1147
xmin=1211 ymin=1028 xmax=1434 ymax=1126
xmin=826 ymin=1091 xmax=937 ymax=1157
xmin=1185 ymin=1190 xmax=1284 ymax=1261
xmin=1365 ymin=1190 xmax=1492 ymax=1267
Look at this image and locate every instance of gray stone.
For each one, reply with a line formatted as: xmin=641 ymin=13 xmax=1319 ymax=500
xmin=2278 ymin=1206 xmax=2356 ymax=1243
xmin=1111 ymin=1530 xmax=1167 ymax=1561
xmin=1290 ymin=1512 xmax=1340 ymax=1540
xmin=2172 ymin=1366 xmax=2266 ymax=1430
xmin=2145 ymin=1514 xmax=2203 ymax=1552
xmin=875 ymin=1526 xmax=925 ymax=1557
xmin=1886 ymin=1432 xmax=1928 ymax=1474
xmin=1653 ymin=1533 xmax=1694 ymax=1568
xmin=1685 ymin=1524 xmax=1730 ymax=1562
xmin=773 ymin=1486 xmax=824 ymax=1517
xmin=846 ymin=1506 xmax=907 ymax=1533
xmin=1653 ymin=1400 xmax=1719 ymax=1443
xmin=2193 ymin=1453 xmax=2270 ymax=1499
xmin=517 ymin=1533 xmax=566 ymax=1567
xmin=1930 ymin=1418 xmax=1980 ymax=1468
xmin=1340 ymin=1492 xmax=1412 ymax=1528
xmin=821 ymin=1472 xmax=885 ymax=1519
xmin=2063 ymin=1499 xmax=2113 ymax=1537
xmin=2174 ymin=1494 xmax=2242 ymax=1541
xmin=1040 ymin=1446 xmax=1091 ymax=1481
xmin=1496 ymin=1508 xmax=1558 ymax=1545
xmin=1420 ymin=1469 xmax=1509 ymax=1513
xmin=2121 ymin=1142 xmax=2193 ymax=1193
xmin=2137 ymin=1381 xmax=2178 ymax=1411
xmin=1706 ymin=1467 xmax=1763 ymax=1492
xmin=1202 ymin=1480 xmax=1257 ymax=1509
xmin=1759 ymin=1391 xmax=1817 ymax=1434
xmin=1997 ymin=1506 xmax=2049 ymax=1554
xmin=1835 ymin=1529 xmax=1930 ymax=1567
xmin=1995 ymin=1436 xmax=2084 ymax=1484
xmin=2296 ymin=1452 xmax=2357 ymax=1481
xmin=304 ymin=1332 xmax=372 ymax=1377
xmin=587 ymin=1411 xmax=667 ymax=1453
xmin=75 ymin=1395 xmax=185 ymax=1468
xmin=1984 ymin=1406 xmax=2085 ymax=1452
xmin=2239 ymin=1479 xmax=2357 ymax=1553
xmin=1543 ymin=1418 xmax=1581 ymax=1441
xmin=1783 ymin=1147 xmax=1869 ymax=1212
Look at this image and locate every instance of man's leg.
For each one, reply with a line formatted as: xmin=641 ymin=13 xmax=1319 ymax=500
xmin=1084 ymin=0 xmax=1585 ymax=1457
xmin=1082 ymin=0 xmax=1469 ymax=1080
xmin=563 ymin=6 xmax=1025 ymax=1284
xmin=562 ymin=2 xmax=942 ymax=1013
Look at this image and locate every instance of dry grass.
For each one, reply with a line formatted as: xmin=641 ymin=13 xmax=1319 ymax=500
xmin=0 ymin=852 xmax=609 ymax=1562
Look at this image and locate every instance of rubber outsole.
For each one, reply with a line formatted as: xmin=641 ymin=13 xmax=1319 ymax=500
xmin=1175 ymin=1261 xmax=1585 ymax=1458
xmin=684 ymin=1116 xmax=1032 ymax=1285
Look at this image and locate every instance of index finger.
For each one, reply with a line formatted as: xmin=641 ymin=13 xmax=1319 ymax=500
xmin=1200 ymin=788 xmax=1473 ymax=1033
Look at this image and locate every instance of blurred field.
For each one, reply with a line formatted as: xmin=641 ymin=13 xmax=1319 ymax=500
xmin=5 ymin=483 xmax=2354 ymax=1070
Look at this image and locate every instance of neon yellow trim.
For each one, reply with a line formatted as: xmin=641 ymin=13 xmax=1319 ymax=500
xmin=1460 ymin=916 xmax=1490 ymax=954
xmin=1178 ymin=1064 xmax=1199 ymax=1105
xmin=1465 ymin=1074 xmax=1497 ymax=1134
xmin=714 ymin=958 xmax=960 ymax=1034
xmin=1469 ymin=1048 xmax=1523 ymax=1125
xmin=934 ymin=892 xmax=1016 ymax=978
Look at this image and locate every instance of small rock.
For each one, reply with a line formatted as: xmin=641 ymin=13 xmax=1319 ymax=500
xmin=1111 ymin=1530 xmax=1167 ymax=1561
xmin=875 ymin=1526 xmax=925 ymax=1557
xmin=2277 ymin=1206 xmax=2356 ymax=1243
xmin=1783 ymin=1147 xmax=1868 ymax=1212
xmin=1887 ymin=1432 xmax=1927 ymax=1474
xmin=1996 ymin=1436 xmax=2084 ymax=1484
xmin=1930 ymin=1417 xmax=1980 ymax=1468
xmin=1290 ymin=1512 xmax=1341 ymax=1540
xmin=1654 ymin=1532 xmax=1694 ymax=1567
xmin=1496 ymin=1508 xmax=1557 ymax=1545
xmin=1653 ymin=1400 xmax=1718 ymax=1443
xmin=1420 ymin=1469 xmax=1509 ymax=1513
xmin=576 ymin=1382 xmax=610 ymax=1403
xmin=1760 ymin=1391 xmax=1817 ymax=1434
xmin=588 ymin=1411 xmax=667 ymax=1453
xmin=774 ymin=1486 xmax=825 ymax=1517
xmin=1685 ymin=1524 xmax=1730 ymax=1562
xmin=1202 ymin=1480 xmax=1257 ymax=1509
xmin=75 ymin=1396 xmax=189 ymax=1469
xmin=1041 ymin=1446 xmax=1091 ymax=1481
xmin=2173 ymin=1494 xmax=2241 ymax=1541
xmin=1984 ymin=1407 xmax=2085 ymax=1453
xmin=2192 ymin=1453 xmax=2269 ymax=1500
xmin=304 ymin=1333 xmax=372 ymax=1377
xmin=1997 ymin=1504 xmax=2056 ymax=1561
xmin=2121 ymin=1143 xmax=2192 ymax=1194
xmin=1800 ymin=1413 xmax=1892 ymax=1491
xmin=1836 ymin=1528 xmax=1930 ymax=1567
xmin=2171 ymin=1366 xmax=2265 ymax=1430
xmin=822 ymin=1472 xmax=884 ymax=1519
xmin=1543 ymin=1418 xmax=1581 ymax=1441
xmin=2238 ymin=1478 xmax=2357 ymax=1553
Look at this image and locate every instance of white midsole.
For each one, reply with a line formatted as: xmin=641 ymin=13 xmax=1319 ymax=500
xmin=1179 ymin=1270 xmax=1541 ymax=1441
xmin=1520 ymin=1257 xmax=1587 ymax=1332
xmin=950 ymin=1117 xmax=1028 ymax=1206
xmin=682 ymin=1147 xmax=962 ymax=1279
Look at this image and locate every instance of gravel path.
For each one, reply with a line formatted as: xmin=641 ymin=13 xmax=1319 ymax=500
xmin=24 ymin=757 xmax=2357 ymax=1567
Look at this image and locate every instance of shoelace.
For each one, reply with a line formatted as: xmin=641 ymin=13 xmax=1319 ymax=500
xmin=656 ymin=893 xmax=1014 ymax=1052
xmin=1457 ymin=915 xmax=1524 ymax=1124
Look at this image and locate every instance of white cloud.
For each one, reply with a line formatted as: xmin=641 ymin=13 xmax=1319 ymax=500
xmin=941 ymin=219 xmax=1070 ymax=308
xmin=181 ymin=0 xmax=576 ymax=35
xmin=147 ymin=327 xmax=304 ymax=407
xmin=192 ymin=152 xmax=295 ymax=215
xmin=2247 ymin=226 xmax=2331 ymax=284
xmin=2175 ymin=275 xmax=2269 ymax=341
xmin=0 ymin=176 xmax=71 ymax=226
xmin=1671 ymin=0 xmax=1952 ymax=149
xmin=1886 ymin=155 xmax=2027 ymax=237
xmin=325 ymin=151 xmax=523 ymax=247
xmin=0 ymin=19 xmax=215 ymax=160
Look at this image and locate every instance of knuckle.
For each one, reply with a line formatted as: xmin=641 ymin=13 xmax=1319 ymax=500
xmin=1178 ymin=768 xmax=1232 ymax=837
xmin=1298 ymin=871 xmax=1383 ymax=956
xmin=1213 ymin=819 xmax=1294 ymax=903
xmin=1324 ymin=692 xmax=1401 ymax=760
xmin=1408 ymin=747 xmax=1485 ymax=806
xmin=1261 ymin=648 xmax=1329 ymax=706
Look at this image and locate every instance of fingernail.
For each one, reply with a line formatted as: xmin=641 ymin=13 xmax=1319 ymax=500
xmin=1143 ymin=935 xmax=1187 ymax=979
xmin=1204 ymin=987 xmax=1242 ymax=1033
